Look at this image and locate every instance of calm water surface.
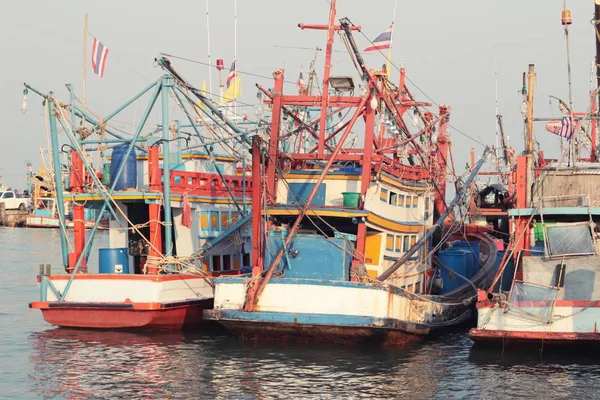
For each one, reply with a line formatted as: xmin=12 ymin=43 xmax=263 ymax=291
xmin=2 ymin=227 xmax=600 ymax=399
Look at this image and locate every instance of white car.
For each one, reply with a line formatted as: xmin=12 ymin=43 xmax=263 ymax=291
xmin=0 ymin=191 xmax=31 ymax=210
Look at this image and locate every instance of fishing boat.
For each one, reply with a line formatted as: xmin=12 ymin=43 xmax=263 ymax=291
xmin=27 ymin=67 xmax=254 ymax=329
xmin=203 ymin=1 xmax=497 ymax=344
xmin=470 ymin=3 xmax=600 ymax=348
xmin=26 ymin=151 xmax=104 ymax=229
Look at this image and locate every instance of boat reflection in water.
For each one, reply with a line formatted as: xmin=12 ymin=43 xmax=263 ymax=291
xmin=28 ymin=328 xmax=442 ymax=399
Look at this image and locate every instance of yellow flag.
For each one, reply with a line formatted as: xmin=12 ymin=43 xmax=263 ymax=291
xmin=196 ymin=79 xmax=207 ymax=111
xmin=223 ymin=75 xmax=242 ymax=103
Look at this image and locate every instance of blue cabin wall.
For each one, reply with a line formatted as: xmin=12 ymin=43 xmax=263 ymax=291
xmin=265 ymin=233 xmax=352 ymax=280
xmin=287 ymin=183 xmax=326 ymax=206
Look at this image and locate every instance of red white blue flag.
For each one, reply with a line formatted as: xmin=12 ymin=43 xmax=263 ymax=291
xmin=297 ymin=67 xmax=305 ymax=94
xmin=92 ymin=37 xmax=109 ymax=78
xmin=226 ymin=60 xmax=238 ymax=88
xmin=364 ymin=25 xmax=392 ymax=52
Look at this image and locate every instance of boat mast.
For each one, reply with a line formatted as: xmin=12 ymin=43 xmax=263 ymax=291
xmin=593 ymin=0 xmax=600 ymax=161
xmin=562 ymin=1 xmax=576 ymax=161
xmin=525 ymin=64 xmax=535 ymax=206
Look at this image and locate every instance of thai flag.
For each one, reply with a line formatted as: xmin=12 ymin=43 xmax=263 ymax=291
xmin=297 ymin=67 xmax=305 ymax=94
xmin=364 ymin=25 xmax=392 ymax=52
xmin=226 ymin=60 xmax=237 ymax=88
xmin=91 ymin=37 xmax=109 ymax=78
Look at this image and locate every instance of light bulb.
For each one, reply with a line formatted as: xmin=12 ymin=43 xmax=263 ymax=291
xmin=520 ymin=101 xmax=528 ymax=116
xmin=20 ymin=95 xmax=28 ymax=114
xmin=253 ymin=104 xmax=264 ymax=119
xmin=369 ymin=96 xmax=378 ymax=111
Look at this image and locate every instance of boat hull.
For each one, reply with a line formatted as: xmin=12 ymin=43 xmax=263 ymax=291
xmin=205 ymin=309 xmax=427 ymax=345
xmin=31 ymin=299 xmax=212 ymax=330
xmin=470 ymin=328 xmax=600 ymax=348
xmin=31 ymin=274 xmax=214 ymax=330
xmin=470 ymin=300 xmax=600 ymax=348
xmin=204 ymin=277 xmax=474 ymax=344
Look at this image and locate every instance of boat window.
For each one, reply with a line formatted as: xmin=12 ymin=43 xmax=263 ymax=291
xmin=212 ymin=255 xmax=221 ymax=271
xmin=415 ymin=281 xmax=421 ymax=294
xmin=544 ymin=222 xmax=595 ymax=257
xmin=386 ymin=234 xmax=394 ymax=251
xmin=410 ymin=235 xmax=417 ymax=247
xmin=398 ymin=194 xmax=405 ymax=207
xmin=389 ymin=192 xmax=397 ymax=206
xmin=210 ymin=211 xmax=219 ymax=230
xmin=380 ymin=188 xmax=389 ymax=203
xmin=200 ymin=212 xmax=209 ymax=229
xmin=412 ymin=196 xmax=419 ymax=208
xmin=407 ymin=284 xmax=413 ymax=292
xmin=222 ymin=255 xmax=231 ymax=271
xmin=403 ymin=236 xmax=410 ymax=252
xmin=221 ymin=211 xmax=230 ymax=229
xmin=395 ymin=236 xmax=401 ymax=253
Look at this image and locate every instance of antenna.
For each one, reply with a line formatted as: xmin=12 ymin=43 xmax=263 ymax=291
xmin=494 ymin=46 xmax=499 ymax=160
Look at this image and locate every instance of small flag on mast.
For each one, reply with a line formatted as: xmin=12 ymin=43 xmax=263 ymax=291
xmin=223 ymin=59 xmax=242 ymax=103
xmin=364 ymin=25 xmax=392 ymax=52
xmin=91 ymin=37 xmax=109 ymax=78
xmin=297 ymin=67 xmax=305 ymax=94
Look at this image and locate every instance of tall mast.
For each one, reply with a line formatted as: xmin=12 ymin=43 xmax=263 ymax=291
xmin=562 ymin=1 xmax=576 ymax=161
xmin=526 ymin=64 xmax=535 ymax=206
xmin=206 ymin=0 xmax=213 ymax=99
xmin=82 ymin=13 xmax=88 ymax=116
xmin=316 ymin=0 xmax=336 ymax=157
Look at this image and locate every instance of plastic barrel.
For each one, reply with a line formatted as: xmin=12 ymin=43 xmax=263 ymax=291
xmin=99 ymin=248 xmax=130 ymax=274
xmin=101 ymin=163 xmax=111 ymax=186
xmin=493 ymin=250 xmax=515 ymax=292
xmin=437 ymin=249 xmax=467 ymax=294
xmin=453 ymin=241 xmax=480 ymax=275
xmin=342 ymin=192 xmax=361 ymax=208
xmin=110 ymin=145 xmax=137 ymax=190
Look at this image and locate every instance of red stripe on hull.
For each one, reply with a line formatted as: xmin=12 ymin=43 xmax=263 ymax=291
xmin=470 ymin=328 xmax=600 ymax=348
xmin=35 ymin=303 xmax=210 ymax=330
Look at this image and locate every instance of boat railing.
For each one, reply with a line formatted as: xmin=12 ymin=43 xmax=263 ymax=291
xmin=166 ymin=169 xmax=252 ymax=197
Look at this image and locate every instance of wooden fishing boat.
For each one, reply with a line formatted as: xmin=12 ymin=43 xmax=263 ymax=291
xmin=27 ymin=71 xmax=253 ymax=330
xmin=470 ymin=2 xmax=600 ymax=348
xmin=203 ymin=1 xmax=496 ymax=344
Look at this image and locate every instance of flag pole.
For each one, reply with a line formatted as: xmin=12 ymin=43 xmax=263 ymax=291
xmin=205 ymin=0 xmax=213 ymax=100
xmin=386 ymin=0 xmax=398 ymax=78
xmin=83 ymin=13 xmax=88 ymax=117
xmin=234 ymin=0 xmax=238 ymax=120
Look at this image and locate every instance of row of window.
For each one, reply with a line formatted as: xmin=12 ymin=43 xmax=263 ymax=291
xmin=380 ymin=188 xmax=419 ymax=209
xmin=386 ymin=234 xmax=418 ymax=253
xmin=200 ymin=210 xmax=241 ymax=233
xmin=202 ymin=253 xmax=251 ymax=272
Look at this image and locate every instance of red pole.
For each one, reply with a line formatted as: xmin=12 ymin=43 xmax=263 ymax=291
xmin=265 ymin=70 xmax=285 ymax=203
xmin=70 ymin=149 xmax=86 ymax=273
xmin=251 ymin=136 xmax=263 ymax=276
xmin=316 ymin=0 xmax=336 ymax=157
xmin=433 ymin=106 xmax=449 ymax=216
xmin=147 ymin=145 xmax=162 ymax=274
xmin=353 ymin=99 xmax=375 ymax=271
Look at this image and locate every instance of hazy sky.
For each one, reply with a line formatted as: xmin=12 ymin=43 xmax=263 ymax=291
xmin=0 ymin=0 xmax=595 ymax=189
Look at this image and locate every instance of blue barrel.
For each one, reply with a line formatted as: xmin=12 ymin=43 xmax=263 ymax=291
xmin=437 ymin=249 xmax=467 ymax=294
xmin=453 ymin=241 xmax=480 ymax=275
xmin=110 ymin=145 xmax=137 ymax=190
xmin=493 ymin=250 xmax=515 ymax=292
xmin=99 ymin=248 xmax=130 ymax=274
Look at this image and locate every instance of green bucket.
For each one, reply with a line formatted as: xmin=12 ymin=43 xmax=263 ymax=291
xmin=101 ymin=163 xmax=111 ymax=186
xmin=342 ymin=192 xmax=361 ymax=208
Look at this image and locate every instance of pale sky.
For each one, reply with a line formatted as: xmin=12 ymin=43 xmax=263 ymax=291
xmin=0 ymin=0 xmax=594 ymax=189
